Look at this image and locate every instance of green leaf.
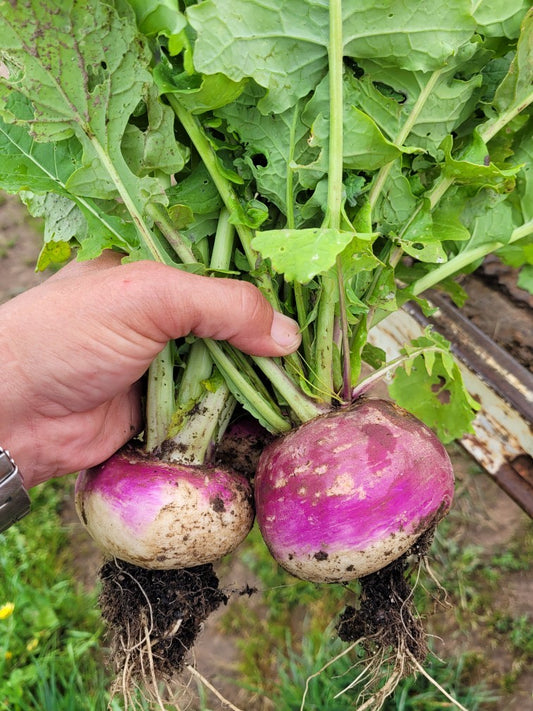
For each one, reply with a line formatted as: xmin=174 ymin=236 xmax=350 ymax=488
xmin=37 ymin=241 xmax=73 ymax=271
xmin=342 ymin=107 xmax=405 ymax=171
xmin=121 ymin=85 xmax=189 ymax=177
xmin=252 ymin=227 xmax=354 ymax=283
xmin=153 ymin=60 xmax=246 ymax=114
xmin=483 ymin=9 xmax=533 ymax=134
xmin=0 ymin=0 xmax=171 ymax=262
xmin=188 ymin=0 xmax=475 ymax=117
xmin=0 ymin=107 xmax=143 ymax=258
xmin=338 ymin=234 xmax=381 ymax=281
xmin=399 ymin=201 xmax=449 ymax=263
xmin=343 ymin=0 xmax=475 ymax=72
xmin=366 ymin=267 xmax=397 ymax=311
xmin=460 ymin=189 xmax=518 ymax=251
xmin=167 ymin=163 xmax=223 ymax=215
xmin=389 ymin=337 xmax=479 ymax=443
xmin=513 ymin=124 xmax=533 ymax=222
xmin=473 ymin=0 xmax=531 ymax=38
xmin=216 ymin=88 xmax=318 ymax=216
xmin=187 ymin=0 xmax=328 ymax=114
xmin=441 ymin=133 xmax=521 ymax=190
xmin=128 ymin=0 xmax=187 ymax=39
xmin=375 ymin=163 xmax=418 ymax=232
xmin=517 ymin=264 xmax=533 ymax=295
xmin=351 ymin=53 xmax=484 ymax=154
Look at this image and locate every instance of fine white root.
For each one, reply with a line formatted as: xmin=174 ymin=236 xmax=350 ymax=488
xmin=300 ymin=636 xmax=472 ymax=711
xmin=143 ymin=620 xmax=167 ymax=711
xmin=299 ymin=639 xmax=362 ymax=711
xmin=186 ymin=664 xmax=245 ymax=711
xmin=408 ymin=654 xmax=471 ymax=711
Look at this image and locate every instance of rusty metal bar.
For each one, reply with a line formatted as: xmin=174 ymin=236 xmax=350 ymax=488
xmin=494 ymin=459 xmax=533 ymax=518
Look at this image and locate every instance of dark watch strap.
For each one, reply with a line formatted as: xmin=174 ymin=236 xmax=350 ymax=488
xmin=0 ymin=447 xmax=31 ymax=533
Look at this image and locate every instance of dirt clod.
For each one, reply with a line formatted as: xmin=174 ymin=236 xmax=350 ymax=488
xmin=337 ymin=530 xmax=436 ymax=672
xmin=99 ymin=558 xmax=228 ymax=681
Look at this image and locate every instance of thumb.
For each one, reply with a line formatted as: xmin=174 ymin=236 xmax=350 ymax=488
xmin=104 ymin=261 xmax=302 ymax=357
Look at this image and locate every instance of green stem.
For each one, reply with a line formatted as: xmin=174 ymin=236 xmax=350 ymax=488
xmin=146 ymin=203 xmax=197 ymax=265
xmin=210 ymin=208 xmax=234 ymax=270
xmin=285 ymin=102 xmax=300 ymax=232
xmin=176 ymin=340 xmax=212 ymax=407
xmin=479 ymin=91 xmax=533 ymax=144
xmin=252 ymin=356 xmax=327 ymax=422
xmin=166 ymin=94 xmax=279 ymax=306
xmin=285 ymin=105 xmax=313 ymax=374
xmin=336 ymin=256 xmax=352 ymax=402
xmin=352 ymin=346 xmax=446 ymax=400
xmin=204 ymin=339 xmax=292 ymax=433
xmin=294 ymin=283 xmax=313 ymax=365
xmin=89 ymin=138 xmax=171 ymax=264
xmin=368 ymin=69 xmax=444 ymax=211
xmin=145 ymin=342 xmax=175 ymax=452
xmin=312 ymin=272 xmax=337 ymax=396
xmin=409 ymin=219 xmax=533 ymax=296
xmin=324 ymin=0 xmax=344 ymax=232
xmin=166 ymin=383 xmax=235 ymax=465
xmin=313 ymin=0 xmax=344 ymax=398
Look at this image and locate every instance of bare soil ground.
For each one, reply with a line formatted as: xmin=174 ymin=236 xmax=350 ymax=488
xmin=1 ymin=193 xmax=532 ymax=710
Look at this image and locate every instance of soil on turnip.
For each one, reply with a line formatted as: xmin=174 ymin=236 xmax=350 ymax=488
xmin=336 ymin=528 xmax=435 ymax=663
xmin=99 ymin=558 xmax=228 ymax=680
xmin=215 ymin=415 xmax=274 ymax=477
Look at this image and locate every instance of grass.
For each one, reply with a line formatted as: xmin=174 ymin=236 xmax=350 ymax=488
xmin=0 ymin=478 xmax=114 ymax=710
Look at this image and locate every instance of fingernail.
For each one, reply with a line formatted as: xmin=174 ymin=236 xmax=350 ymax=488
xmin=270 ymin=312 xmax=301 ymax=350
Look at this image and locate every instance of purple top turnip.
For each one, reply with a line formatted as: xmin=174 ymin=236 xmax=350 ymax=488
xmin=255 ymin=398 xmax=454 ymax=583
xmin=75 ymin=448 xmax=254 ymax=569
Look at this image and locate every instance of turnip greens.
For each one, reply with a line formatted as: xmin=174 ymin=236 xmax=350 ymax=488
xmin=1 ymin=0 xmax=531 ymax=446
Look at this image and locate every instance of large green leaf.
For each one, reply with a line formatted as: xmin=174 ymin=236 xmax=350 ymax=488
xmin=187 ymin=0 xmax=328 ymax=114
xmin=0 ymin=104 xmax=142 ymax=258
xmin=349 ymin=48 xmax=484 ymax=154
xmin=188 ymin=0 xmax=476 ymax=114
xmin=0 ymin=0 xmax=168 ymax=212
xmin=342 ymin=0 xmax=475 ymax=72
xmin=216 ymin=89 xmax=318 ymax=216
xmin=252 ymin=227 xmax=354 ymax=283
xmin=473 ymin=0 xmax=530 ymax=38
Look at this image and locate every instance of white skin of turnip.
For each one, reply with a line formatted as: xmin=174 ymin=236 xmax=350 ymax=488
xmin=255 ymin=399 xmax=454 ymax=583
xmin=75 ymin=450 xmax=254 ymax=569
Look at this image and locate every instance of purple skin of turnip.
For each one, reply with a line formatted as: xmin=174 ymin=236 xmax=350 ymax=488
xmin=255 ymin=398 xmax=454 ymax=583
xmin=75 ymin=449 xmax=254 ymax=570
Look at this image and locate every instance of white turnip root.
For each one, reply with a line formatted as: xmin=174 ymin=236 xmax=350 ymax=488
xmin=255 ymin=398 xmax=454 ymax=583
xmin=75 ymin=448 xmax=254 ymax=569
xmin=74 ymin=445 xmax=255 ymax=704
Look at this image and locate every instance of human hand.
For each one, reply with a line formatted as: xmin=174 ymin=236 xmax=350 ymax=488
xmin=0 ymin=252 xmax=301 ymax=488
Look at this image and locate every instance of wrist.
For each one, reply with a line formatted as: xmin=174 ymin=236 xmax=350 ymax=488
xmin=0 ymin=329 xmax=50 ymax=489
xmin=0 ymin=446 xmax=31 ymax=532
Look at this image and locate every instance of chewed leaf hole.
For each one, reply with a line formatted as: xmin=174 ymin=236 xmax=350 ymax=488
xmin=431 ymin=377 xmax=451 ymax=404
xmin=251 ymin=153 xmax=268 ymax=168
